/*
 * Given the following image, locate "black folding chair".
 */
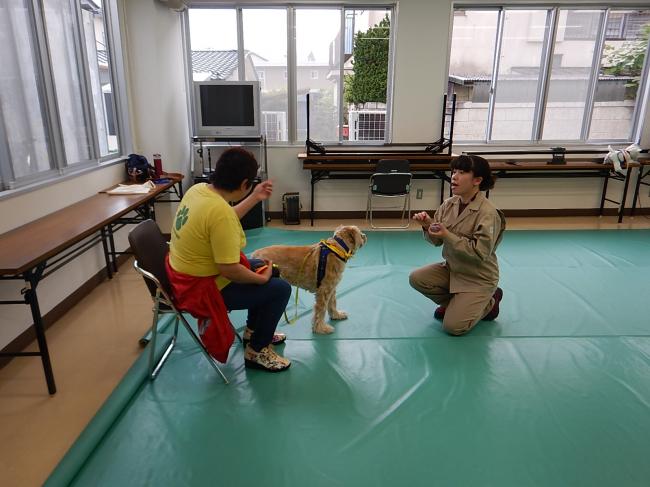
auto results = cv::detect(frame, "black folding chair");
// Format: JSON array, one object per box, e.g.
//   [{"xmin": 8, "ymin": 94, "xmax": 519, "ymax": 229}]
[
  {"xmin": 128, "ymin": 219, "xmax": 233, "ymax": 383},
  {"xmin": 366, "ymin": 159, "xmax": 413, "ymax": 229}
]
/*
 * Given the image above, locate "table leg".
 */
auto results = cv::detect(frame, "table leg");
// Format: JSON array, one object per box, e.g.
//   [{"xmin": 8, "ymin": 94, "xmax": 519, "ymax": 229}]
[
  {"xmin": 599, "ymin": 173, "xmax": 610, "ymax": 216},
  {"xmin": 24, "ymin": 268, "xmax": 56, "ymax": 395},
  {"xmin": 100, "ymin": 228, "xmax": 113, "ymax": 279},
  {"xmin": 310, "ymin": 171, "xmax": 315, "ymax": 227},
  {"xmin": 107, "ymin": 223, "xmax": 118, "ymax": 273},
  {"xmin": 618, "ymin": 169, "xmax": 632, "ymax": 223},
  {"xmin": 631, "ymin": 166, "xmax": 644, "ymax": 217}
]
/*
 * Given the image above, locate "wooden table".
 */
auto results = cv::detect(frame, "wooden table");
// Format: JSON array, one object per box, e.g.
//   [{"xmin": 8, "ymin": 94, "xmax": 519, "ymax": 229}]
[
  {"xmin": 299, "ymin": 153, "xmax": 637, "ymax": 225},
  {"xmin": 299, "ymin": 153, "xmax": 454, "ymax": 225},
  {"xmin": 0, "ymin": 176, "xmax": 182, "ymax": 394}
]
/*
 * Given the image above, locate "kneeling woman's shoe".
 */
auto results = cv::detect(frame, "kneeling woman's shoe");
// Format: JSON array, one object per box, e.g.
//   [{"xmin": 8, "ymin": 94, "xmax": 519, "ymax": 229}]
[{"xmin": 244, "ymin": 344, "xmax": 291, "ymax": 372}]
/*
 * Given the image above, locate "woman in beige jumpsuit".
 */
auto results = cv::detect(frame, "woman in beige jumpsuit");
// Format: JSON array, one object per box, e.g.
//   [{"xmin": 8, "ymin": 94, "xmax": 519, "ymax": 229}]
[{"xmin": 409, "ymin": 155, "xmax": 506, "ymax": 336}]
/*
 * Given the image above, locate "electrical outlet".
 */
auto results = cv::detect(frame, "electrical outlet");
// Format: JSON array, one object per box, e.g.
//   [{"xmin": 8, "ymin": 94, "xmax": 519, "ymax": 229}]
[{"xmin": 416, "ymin": 188, "xmax": 423, "ymax": 199}]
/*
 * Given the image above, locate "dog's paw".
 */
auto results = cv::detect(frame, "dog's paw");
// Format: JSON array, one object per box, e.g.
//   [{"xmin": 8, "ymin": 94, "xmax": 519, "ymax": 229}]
[
  {"xmin": 313, "ymin": 323, "xmax": 335, "ymax": 334},
  {"xmin": 330, "ymin": 310, "xmax": 348, "ymax": 320}
]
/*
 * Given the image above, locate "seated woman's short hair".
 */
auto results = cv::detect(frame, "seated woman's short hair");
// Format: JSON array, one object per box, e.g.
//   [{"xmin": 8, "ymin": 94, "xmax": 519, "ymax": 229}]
[{"xmin": 209, "ymin": 147, "xmax": 259, "ymax": 191}]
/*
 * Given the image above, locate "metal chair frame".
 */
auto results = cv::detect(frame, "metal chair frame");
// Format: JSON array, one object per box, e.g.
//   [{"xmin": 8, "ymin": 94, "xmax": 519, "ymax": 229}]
[
  {"xmin": 366, "ymin": 160, "xmax": 413, "ymax": 229},
  {"xmin": 129, "ymin": 219, "xmax": 242, "ymax": 384},
  {"xmin": 133, "ymin": 261, "xmax": 233, "ymax": 383}
]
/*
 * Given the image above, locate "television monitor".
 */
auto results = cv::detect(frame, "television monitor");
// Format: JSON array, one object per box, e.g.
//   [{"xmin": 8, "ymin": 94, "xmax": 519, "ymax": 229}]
[{"xmin": 193, "ymin": 81, "xmax": 261, "ymax": 138}]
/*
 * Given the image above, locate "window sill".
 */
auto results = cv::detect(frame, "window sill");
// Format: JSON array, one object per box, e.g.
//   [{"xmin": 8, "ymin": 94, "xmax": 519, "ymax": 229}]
[{"xmin": 0, "ymin": 156, "xmax": 126, "ymax": 203}]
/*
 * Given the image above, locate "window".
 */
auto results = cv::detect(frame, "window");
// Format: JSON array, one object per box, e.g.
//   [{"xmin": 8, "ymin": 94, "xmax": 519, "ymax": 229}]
[
  {"xmin": 186, "ymin": 5, "xmax": 395, "ymax": 144},
  {"xmin": 491, "ymin": 10, "xmax": 550, "ymax": 141},
  {"xmin": 243, "ymin": 9, "xmax": 287, "ymax": 142},
  {"xmin": 341, "ymin": 8, "xmax": 392, "ymax": 142},
  {"xmin": 81, "ymin": 0, "xmax": 118, "ymax": 156},
  {"xmin": 0, "ymin": 0, "xmax": 52, "ymax": 181},
  {"xmin": 188, "ymin": 9, "xmax": 238, "ymax": 82},
  {"xmin": 449, "ymin": 6, "xmax": 650, "ymax": 143},
  {"xmin": 0, "ymin": 0, "xmax": 127, "ymax": 191},
  {"xmin": 296, "ymin": 8, "xmax": 340, "ymax": 142}
]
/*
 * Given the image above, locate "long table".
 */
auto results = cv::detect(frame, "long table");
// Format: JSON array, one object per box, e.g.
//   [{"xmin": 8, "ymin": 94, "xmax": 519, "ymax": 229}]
[
  {"xmin": 299, "ymin": 153, "xmax": 454, "ymax": 226},
  {"xmin": 0, "ymin": 176, "xmax": 182, "ymax": 394},
  {"xmin": 299, "ymin": 153, "xmax": 636, "ymax": 225}
]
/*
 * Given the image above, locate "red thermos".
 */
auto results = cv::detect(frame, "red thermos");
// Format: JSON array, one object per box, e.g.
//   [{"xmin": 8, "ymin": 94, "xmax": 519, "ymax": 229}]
[{"xmin": 153, "ymin": 154, "xmax": 162, "ymax": 177}]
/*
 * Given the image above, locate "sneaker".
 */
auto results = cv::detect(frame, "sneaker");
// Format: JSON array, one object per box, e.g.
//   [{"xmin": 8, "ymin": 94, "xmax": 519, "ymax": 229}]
[
  {"xmin": 244, "ymin": 344, "xmax": 291, "ymax": 372},
  {"xmin": 242, "ymin": 327, "xmax": 287, "ymax": 346},
  {"xmin": 483, "ymin": 287, "xmax": 504, "ymax": 321},
  {"xmin": 434, "ymin": 306, "xmax": 446, "ymax": 320}
]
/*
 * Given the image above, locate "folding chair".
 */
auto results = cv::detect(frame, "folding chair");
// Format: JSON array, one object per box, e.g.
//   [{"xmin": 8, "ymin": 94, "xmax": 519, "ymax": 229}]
[
  {"xmin": 366, "ymin": 159, "xmax": 413, "ymax": 229},
  {"xmin": 128, "ymin": 219, "xmax": 234, "ymax": 383}
]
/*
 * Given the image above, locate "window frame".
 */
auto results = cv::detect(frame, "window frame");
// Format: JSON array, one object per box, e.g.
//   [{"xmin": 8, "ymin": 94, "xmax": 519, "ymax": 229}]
[
  {"xmin": 450, "ymin": 4, "xmax": 650, "ymax": 146},
  {"xmin": 183, "ymin": 4, "xmax": 397, "ymax": 146},
  {"xmin": 0, "ymin": 0, "xmax": 130, "ymax": 193}
]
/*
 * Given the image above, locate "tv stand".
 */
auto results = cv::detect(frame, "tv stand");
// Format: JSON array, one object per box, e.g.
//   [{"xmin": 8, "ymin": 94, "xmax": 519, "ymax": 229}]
[{"xmin": 191, "ymin": 135, "xmax": 268, "ymax": 229}]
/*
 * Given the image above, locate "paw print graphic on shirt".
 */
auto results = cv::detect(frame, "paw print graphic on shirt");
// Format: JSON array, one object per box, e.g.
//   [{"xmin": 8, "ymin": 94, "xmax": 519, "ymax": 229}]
[{"xmin": 175, "ymin": 205, "xmax": 189, "ymax": 231}]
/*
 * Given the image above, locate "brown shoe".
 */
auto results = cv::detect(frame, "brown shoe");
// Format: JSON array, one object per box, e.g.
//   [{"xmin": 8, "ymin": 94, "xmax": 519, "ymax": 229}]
[{"xmin": 244, "ymin": 344, "xmax": 291, "ymax": 372}]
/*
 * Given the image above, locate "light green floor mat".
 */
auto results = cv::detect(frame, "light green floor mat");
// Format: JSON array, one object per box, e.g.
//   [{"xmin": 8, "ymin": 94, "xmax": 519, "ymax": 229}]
[{"xmin": 46, "ymin": 229, "xmax": 650, "ymax": 487}]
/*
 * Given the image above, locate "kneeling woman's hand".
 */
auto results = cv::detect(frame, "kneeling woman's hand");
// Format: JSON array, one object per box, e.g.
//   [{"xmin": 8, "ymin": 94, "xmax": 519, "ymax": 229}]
[
  {"xmin": 413, "ymin": 211, "xmax": 433, "ymax": 228},
  {"xmin": 427, "ymin": 222, "xmax": 449, "ymax": 239}
]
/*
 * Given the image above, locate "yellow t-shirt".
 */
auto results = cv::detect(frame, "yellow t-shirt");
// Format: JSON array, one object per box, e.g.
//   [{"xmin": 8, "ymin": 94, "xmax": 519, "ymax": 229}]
[{"xmin": 169, "ymin": 183, "xmax": 246, "ymax": 290}]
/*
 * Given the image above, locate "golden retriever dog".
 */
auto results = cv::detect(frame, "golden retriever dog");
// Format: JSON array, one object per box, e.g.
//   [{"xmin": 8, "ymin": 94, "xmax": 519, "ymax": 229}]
[{"xmin": 252, "ymin": 225, "xmax": 367, "ymax": 334}]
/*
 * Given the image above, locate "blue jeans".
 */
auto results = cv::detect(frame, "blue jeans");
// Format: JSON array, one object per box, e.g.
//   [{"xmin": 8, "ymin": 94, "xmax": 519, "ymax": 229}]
[{"xmin": 220, "ymin": 277, "xmax": 291, "ymax": 351}]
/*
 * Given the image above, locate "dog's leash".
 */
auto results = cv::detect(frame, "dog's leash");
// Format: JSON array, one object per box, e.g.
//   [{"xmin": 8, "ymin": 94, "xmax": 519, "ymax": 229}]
[{"xmin": 283, "ymin": 249, "xmax": 314, "ymax": 325}]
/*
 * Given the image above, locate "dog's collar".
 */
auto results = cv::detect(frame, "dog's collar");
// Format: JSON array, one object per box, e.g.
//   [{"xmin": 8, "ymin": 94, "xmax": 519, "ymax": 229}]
[
  {"xmin": 319, "ymin": 238, "xmax": 352, "ymax": 262},
  {"xmin": 316, "ymin": 238, "xmax": 352, "ymax": 288}
]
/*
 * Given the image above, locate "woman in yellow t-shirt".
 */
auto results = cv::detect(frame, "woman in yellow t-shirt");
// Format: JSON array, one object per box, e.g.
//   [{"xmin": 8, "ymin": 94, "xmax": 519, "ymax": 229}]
[{"xmin": 169, "ymin": 148, "xmax": 291, "ymax": 372}]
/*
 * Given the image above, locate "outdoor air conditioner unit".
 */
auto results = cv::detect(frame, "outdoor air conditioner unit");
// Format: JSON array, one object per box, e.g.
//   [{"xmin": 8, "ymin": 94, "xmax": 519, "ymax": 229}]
[{"xmin": 157, "ymin": 0, "xmax": 187, "ymax": 12}]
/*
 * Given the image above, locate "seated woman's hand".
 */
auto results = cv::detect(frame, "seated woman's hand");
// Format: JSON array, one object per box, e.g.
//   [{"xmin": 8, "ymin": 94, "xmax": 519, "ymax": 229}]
[
  {"xmin": 252, "ymin": 179, "xmax": 273, "ymax": 201},
  {"xmin": 257, "ymin": 259, "xmax": 274, "ymax": 283}
]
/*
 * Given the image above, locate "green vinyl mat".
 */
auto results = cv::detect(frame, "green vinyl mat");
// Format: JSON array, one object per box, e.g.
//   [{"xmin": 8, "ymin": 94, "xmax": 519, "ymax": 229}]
[{"xmin": 46, "ymin": 229, "xmax": 650, "ymax": 487}]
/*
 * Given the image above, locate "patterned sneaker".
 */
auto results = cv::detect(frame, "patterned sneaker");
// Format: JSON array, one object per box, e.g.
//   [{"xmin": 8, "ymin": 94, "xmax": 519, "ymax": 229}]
[
  {"xmin": 242, "ymin": 327, "xmax": 287, "ymax": 346},
  {"xmin": 244, "ymin": 344, "xmax": 291, "ymax": 372},
  {"xmin": 434, "ymin": 306, "xmax": 446, "ymax": 320},
  {"xmin": 483, "ymin": 287, "xmax": 504, "ymax": 321}
]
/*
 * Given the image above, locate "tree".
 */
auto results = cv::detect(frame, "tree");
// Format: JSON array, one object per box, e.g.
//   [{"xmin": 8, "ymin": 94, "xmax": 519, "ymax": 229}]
[
  {"xmin": 344, "ymin": 15, "xmax": 390, "ymax": 106},
  {"xmin": 602, "ymin": 24, "xmax": 650, "ymax": 95}
]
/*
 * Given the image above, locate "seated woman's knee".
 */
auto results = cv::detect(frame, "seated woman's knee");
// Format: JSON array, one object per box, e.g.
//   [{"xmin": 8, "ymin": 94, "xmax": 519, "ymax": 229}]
[{"xmin": 271, "ymin": 277, "xmax": 292, "ymax": 299}]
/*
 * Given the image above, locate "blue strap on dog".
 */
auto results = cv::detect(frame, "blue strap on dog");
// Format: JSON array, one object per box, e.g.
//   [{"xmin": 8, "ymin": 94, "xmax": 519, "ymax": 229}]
[{"xmin": 316, "ymin": 237, "xmax": 352, "ymax": 288}]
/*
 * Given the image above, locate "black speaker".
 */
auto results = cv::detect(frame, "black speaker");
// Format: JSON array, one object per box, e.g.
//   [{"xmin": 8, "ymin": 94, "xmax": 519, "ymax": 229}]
[
  {"xmin": 282, "ymin": 192, "xmax": 300, "ymax": 225},
  {"xmin": 240, "ymin": 179, "xmax": 264, "ymax": 230}
]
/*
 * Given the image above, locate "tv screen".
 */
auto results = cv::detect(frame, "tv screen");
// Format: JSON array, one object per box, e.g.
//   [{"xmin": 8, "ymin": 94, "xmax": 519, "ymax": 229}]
[{"xmin": 199, "ymin": 84, "xmax": 255, "ymax": 127}]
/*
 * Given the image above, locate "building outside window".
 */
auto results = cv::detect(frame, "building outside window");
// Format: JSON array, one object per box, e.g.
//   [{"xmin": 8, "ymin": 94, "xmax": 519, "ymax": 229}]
[{"xmin": 448, "ymin": 7, "xmax": 650, "ymax": 143}]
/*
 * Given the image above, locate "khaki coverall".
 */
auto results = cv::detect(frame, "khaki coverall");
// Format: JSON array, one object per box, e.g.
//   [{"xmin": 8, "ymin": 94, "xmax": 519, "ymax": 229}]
[{"xmin": 409, "ymin": 192, "xmax": 506, "ymax": 335}]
